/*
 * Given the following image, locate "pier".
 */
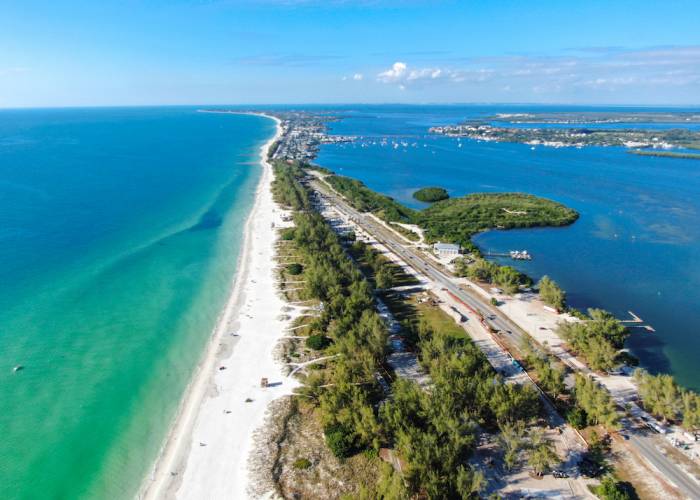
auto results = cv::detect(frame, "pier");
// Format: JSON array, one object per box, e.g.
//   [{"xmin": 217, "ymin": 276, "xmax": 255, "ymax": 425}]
[
  {"xmin": 621, "ymin": 310, "xmax": 656, "ymax": 332},
  {"xmin": 485, "ymin": 249, "xmax": 533, "ymax": 260}
]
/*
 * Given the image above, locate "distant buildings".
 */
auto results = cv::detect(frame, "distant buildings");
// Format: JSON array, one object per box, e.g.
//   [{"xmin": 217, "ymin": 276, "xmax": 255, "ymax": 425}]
[{"xmin": 433, "ymin": 242, "xmax": 460, "ymax": 258}]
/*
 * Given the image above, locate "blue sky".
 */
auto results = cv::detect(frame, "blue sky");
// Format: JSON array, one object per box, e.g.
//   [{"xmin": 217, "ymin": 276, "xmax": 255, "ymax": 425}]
[{"xmin": 1, "ymin": 0, "xmax": 699, "ymax": 107}]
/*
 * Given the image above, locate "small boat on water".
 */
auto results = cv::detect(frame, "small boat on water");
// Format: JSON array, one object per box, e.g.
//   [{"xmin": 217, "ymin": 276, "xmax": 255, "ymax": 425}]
[
  {"xmin": 13, "ymin": 365, "xmax": 23, "ymax": 372},
  {"xmin": 509, "ymin": 250, "xmax": 532, "ymax": 260}
]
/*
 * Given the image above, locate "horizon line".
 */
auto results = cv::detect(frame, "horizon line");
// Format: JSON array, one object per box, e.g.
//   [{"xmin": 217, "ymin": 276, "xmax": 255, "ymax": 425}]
[{"xmin": 2, "ymin": 101, "xmax": 700, "ymax": 111}]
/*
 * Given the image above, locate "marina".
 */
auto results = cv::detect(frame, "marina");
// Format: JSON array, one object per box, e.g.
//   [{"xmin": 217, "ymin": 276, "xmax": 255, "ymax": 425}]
[{"xmin": 485, "ymin": 249, "xmax": 533, "ymax": 260}]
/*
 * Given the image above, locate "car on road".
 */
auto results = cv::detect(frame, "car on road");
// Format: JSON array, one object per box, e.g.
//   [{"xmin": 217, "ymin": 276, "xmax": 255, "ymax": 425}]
[{"xmin": 552, "ymin": 470, "xmax": 569, "ymax": 479}]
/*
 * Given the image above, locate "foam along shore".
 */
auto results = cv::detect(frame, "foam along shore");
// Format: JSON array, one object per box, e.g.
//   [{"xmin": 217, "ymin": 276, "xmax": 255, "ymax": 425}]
[{"xmin": 139, "ymin": 114, "xmax": 298, "ymax": 499}]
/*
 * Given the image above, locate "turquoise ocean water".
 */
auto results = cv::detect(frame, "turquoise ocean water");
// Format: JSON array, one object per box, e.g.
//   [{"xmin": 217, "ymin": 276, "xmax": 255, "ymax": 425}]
[
  {"xmin": 0, "ymin": 107, "xmax": 273, "ymax": 499},
  {"xmin": 314, "ymin": 104, "xmax": 700, "ymax": 391}
]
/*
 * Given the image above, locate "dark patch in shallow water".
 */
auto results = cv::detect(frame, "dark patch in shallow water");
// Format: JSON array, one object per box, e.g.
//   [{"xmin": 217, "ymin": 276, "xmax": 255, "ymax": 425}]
[
  {"xmin": 188, "ymin": 209, "xmax": 223, "ymax": 232},
  {"xmin": 626, "ymin": 332, "xmax": 672, "ymax": 376}
]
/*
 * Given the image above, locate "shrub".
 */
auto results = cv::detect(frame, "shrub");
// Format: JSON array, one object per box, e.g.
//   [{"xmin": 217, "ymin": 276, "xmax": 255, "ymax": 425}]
[
  {"xmin": 567, "ymin": 406, "xmax": 588, "ymax": 429},
  {"xmin": 306, "ymin": 334, "xmax": 330, "ymax": 350},
  {"xmin": 280, "ymin": 227, "xmax": 295, "ymax": 240},
  {"xmin": 292, "ymin": 458, "xmax": 312, "ymax": 470},
  {"xmin": 596, "ymin": 475, "xmax": 635, "ymax": 500},
  {"xmin": 324, "ymin": 424, "xmax": 354, "ymax": 458},
  {"xmin": 490, "ymin": 297, "xmax": 499, "ymax": 306},
  {"xmin": 286, "ymin": 263, "xmax": 303, "ymax": 275}
]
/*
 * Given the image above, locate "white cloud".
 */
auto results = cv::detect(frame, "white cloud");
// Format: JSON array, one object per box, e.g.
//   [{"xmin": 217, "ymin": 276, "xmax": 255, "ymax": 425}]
[
  {"xmin": 377, "ymin": 61, "xmax": 407, "ymax": 83},
  {"xmin": 376, "ymin": 61, "xmax": 466, "ymax": 87},
  {"xmin": 352, "ymin": 73, "xmax": 363, "ymax": 80},
  {"xmin": 369, "ymin": 46, "xmax": 700, "ymax": 99}
]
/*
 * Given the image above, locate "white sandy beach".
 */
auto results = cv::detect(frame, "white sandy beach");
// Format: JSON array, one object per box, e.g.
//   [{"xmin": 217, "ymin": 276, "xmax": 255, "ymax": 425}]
[{"xmin": 140, "ymin": 114, "xmax": 299, "ymax": 499}]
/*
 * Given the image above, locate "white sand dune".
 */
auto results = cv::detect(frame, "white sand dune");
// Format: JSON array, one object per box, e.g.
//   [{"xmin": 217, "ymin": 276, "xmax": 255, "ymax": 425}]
[{"xmin": 140, "ymin": 115, "xmax": 298, "ymax": 499}]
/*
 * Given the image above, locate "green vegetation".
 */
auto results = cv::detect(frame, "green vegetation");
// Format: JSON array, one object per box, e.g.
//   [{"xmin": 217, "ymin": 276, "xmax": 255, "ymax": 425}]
[
  {"xmin": 566, "ymin": 407, "xmax": 588, "ymax": 429},
  {"xmin": 274, "ymin": 166, "xmax": 389, "ymax": 461},
  {"xmin": 273, "ymin": 162, "xmax": 563, "ymax": 496},
  {"xmin": 325, "ymin": 175, "xmax": 578, "ymax": 251},
  {"xmin": 557, "ymin": 309, "xmax": 629, "ymax": 372},
  {"xmin": 527, "ymin": 428, "xmax": 559, "ymax": 476},
  {"xmin": 537, "ymin": 275, "xmax": 566, "ymax": 310},
  {"xmin": 633, "ymin": 369, "xmax": 700, "ymax": 429},
  {"xmin": 573, "ymin": 374, "xmax": 619, "ymax": 429},
  {"xmin": 413, "ymin": 186, "xmax": 449, "ymax": 203},
  {"xmin": 381, "ymin": 318, "xmax": 541, "ymax": 497},
  {"xmin": 292, "ymin": 458, "xmax": 312, "ymax": 470},
  {"xmin": 434, "ymin": 123, "xmax": 700, "ymax": 150},
  {"xmin": 272, "ymin": 160, "xmax": 311, "ymax": 211},
  {"xmin": 388, "ymin": 222, "xmax": 420, "ymax": 241},
  {"xmin": 416, "ymin": 193, "xmax": 578, "ymax": 248},
  {"xmin": 286, "ymin": 263, "xmax": 303, "ymax": 275},
  {"xmin": 325, "ymin": 175, "xmax": 415, "ymax": 222},
  {"xmin": 525, "ymin": 351, "xmax": 566, "ymax": 399},
  {"xmin": 628, "ymin": 149, "xmax": 700, "ymax": 160},
  {"xmin": 595, "ymin": 475, "xmax": 636, "ymax": 500},
  {"xmin": 306, "ymin": 334, "xmax": 331, "ymax": 350},
  {"xmin": 324, "ymin": 423, "xmax": 355, "ymax": 458},
  {"xmin": 456, "ymin": 257, "xmax": 532, "ymax": 295},
  {"xmin": 280, "ymin": 227, "xmax": 296, "ymax": 240},
  {"xmin": 348, "ymin": 240, "xmax": 413, "ymax": 291}
]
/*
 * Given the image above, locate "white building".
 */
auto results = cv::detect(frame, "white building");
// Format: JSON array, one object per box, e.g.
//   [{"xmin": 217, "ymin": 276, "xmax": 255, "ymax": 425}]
[{"xmin": 433, "ymin": 242, "xmax": 460, "ymax": 258}]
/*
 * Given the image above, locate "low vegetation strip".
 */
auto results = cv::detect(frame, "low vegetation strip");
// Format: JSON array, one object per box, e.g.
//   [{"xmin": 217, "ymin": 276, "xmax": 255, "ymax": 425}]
[
  {"xmin": 325, "ymin": 174, "xmax": 415, "ymax": 222},
  {"xmin": 628, "ymin": 149, "xmax": 700, "ymax": 160}
]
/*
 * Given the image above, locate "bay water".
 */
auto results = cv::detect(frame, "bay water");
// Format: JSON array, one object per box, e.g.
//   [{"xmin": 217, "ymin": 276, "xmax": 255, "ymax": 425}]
[{"xmin": 316, "ymin": 104, "xmax": 700, "ymax": 391}]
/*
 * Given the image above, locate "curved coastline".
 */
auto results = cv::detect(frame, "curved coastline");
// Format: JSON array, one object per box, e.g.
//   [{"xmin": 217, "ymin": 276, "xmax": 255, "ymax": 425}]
[{"xmin": 139, "ymin": 113, "xmax": 289, "ymax": 499}]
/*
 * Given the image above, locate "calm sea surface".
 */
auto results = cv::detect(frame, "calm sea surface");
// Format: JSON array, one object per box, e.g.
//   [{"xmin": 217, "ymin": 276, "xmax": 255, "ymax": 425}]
[
  {"xmin": 314, "ymin": 104, "xmax": 700, "ymax": 391},
  {"xmin": 0, "ymin": 107, "xmax": 273, "ymax": 499}
]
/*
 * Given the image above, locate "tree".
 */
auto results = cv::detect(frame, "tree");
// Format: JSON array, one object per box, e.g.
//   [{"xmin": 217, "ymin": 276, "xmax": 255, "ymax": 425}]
[
  {"xmin": 537, "ymin": 275, "xmax": 566, "ymax": 310},
  {"xmin": 527, "ymin": 428, "xmax": 559, "ymax": 475},
  {"xmin": 597, "ymin": 475, "xmax": 634, "ymax": 500},
  {"xmin": 587, "ymin": 309, "xmax": 629, "ymax": 348},
  {"xmin": 558, "ymin": 312, "xmax": 622, "ymax": 373},
  {"xmin": 634, "ymin": 369, "xmax": 683, "ymax": 423},
  {"xmin": 527, "ymin": 354, "xmax": 566, "ymax": 398},
  {"xmin": 494, "ymin": 266, "xmax": 523, "ymax": 295},
  {"xmin": 413, "ymin": 186, "xmax": 449, "ymax": 203},
  {"xmin": 286, "ymin": 262, "xmax": 303, "ymax": 275},
  {"xmin": 456, "ymin": 466, "xmax": 485, "ymax": 498},
  {"xmin": 573, "ymin": 374, "xmax": 619, "ymax": 429},
  {"xmin": 306, "ymin": 334, "xmax": 330, "ymax": 350},
  {"xmin": 683, "ymin": 391, "xmax": 700, "ymax": 431},
  {"xmin": 499, "ymin": 421, "xmax": 528, "ymax": 470},
  {"xmin": 567, "ymin": 406, "xmax": 589, "ymax": 429},
  {"xmin": 324, "ymin": 423, "xmax": 354, "ymax": 458},
  {"xmin": 586, "ymin": 335, "xmax": 619, "ymax": 372},
  {"xmin": 466, "ymin": 258, "xmax": 497, "ymax": 283},
  {"xmin": 375, "ymin": 265, "xmax": 395, "ymax": 289}
]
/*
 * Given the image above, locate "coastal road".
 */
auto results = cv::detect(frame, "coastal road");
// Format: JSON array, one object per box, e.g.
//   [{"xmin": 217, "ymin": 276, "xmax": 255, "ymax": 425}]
[
  {"xmin": 629, "ymin": 432, "xmax": 700, "ymax": 499},
  {"xmin": 310, "ymin": 175, "xmax": 700, "ymax": 499}
]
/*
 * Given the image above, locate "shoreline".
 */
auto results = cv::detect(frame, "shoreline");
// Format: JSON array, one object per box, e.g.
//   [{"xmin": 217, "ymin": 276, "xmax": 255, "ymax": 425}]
[{"xmin": 139, "ymin": 113, "xmax": 292, "ymax": 499}]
